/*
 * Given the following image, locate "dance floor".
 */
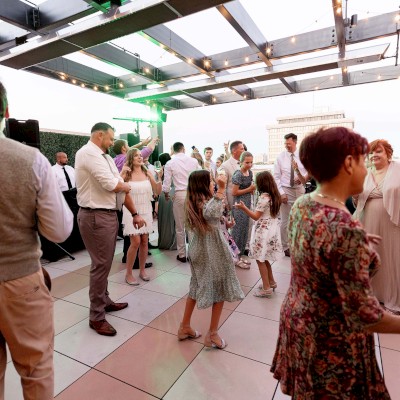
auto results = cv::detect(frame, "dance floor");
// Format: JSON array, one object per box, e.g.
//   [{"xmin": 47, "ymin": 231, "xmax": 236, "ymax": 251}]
[{"xmin": 5, "ymin": 226, "xmax": 400, "ymax": 399}]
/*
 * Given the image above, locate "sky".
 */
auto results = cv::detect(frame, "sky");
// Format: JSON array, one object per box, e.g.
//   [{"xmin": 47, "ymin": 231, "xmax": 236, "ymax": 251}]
[{"xmin": 0, "ymin": 0, "xmax": 399, "ymax": 158}]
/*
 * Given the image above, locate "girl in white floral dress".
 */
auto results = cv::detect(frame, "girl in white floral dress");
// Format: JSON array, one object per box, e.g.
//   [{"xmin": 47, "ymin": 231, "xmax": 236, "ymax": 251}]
[{"xmin": 235, "ymin": 171, "xmax": 283, "ymax": 297}]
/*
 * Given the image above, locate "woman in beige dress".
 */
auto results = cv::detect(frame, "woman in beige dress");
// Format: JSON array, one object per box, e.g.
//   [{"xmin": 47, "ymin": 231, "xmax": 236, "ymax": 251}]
[{"xmin": 354, "ymin": 139, "xmax": 400, "ymax": 313}]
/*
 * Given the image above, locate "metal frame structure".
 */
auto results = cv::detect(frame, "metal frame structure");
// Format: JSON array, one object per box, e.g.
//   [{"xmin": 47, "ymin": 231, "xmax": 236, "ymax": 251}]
[{"xmin": 1, "ymin": 0, "xmax": 399, "ymax": 111}]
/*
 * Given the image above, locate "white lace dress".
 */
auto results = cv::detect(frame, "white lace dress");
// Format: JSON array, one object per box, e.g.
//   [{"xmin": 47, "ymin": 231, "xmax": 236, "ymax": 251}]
[{"xmin": 122, "ymin": 179, "xmax": 153, "ymax": 236}]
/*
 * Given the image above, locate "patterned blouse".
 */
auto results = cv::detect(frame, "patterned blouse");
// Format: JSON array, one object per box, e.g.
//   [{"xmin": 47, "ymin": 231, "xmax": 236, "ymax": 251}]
[{"xmin": 271, "ymin": 195, "xmax": 389, "ymax": 399}]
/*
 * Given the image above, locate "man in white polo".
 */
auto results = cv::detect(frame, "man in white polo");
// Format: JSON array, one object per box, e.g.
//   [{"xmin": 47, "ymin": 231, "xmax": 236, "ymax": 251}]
[{"xmin": 274, "ymin": 133, "xmax": 308, "ymax": 257}]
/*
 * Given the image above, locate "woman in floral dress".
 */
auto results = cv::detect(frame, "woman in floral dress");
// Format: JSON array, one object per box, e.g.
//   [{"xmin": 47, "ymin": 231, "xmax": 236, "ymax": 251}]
[
  {"xmin": 231, "ymin": 151, "xmax": 256, "ymax": 268},
  {"xmin": 271, "ymin": 127, "xmax": 400, "ymax": 399}
]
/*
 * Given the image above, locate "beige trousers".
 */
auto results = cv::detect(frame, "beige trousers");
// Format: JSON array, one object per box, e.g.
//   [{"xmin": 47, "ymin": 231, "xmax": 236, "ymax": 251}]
[
  {"xmin": 0, "ymin": 269, "xmax": 54, "ymax": 400},
  {"xmin": 172, "ymin": 191, "xmax": 187, "ymax": 258},
  {"xmin": 280, "ymin": 185, "xmax": 305, "ymax": 251}
]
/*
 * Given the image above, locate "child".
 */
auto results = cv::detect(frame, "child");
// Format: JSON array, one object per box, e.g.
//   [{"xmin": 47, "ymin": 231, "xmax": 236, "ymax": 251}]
[
  {"xmin": 231, "ymin": 151, "xmax": 256, "ymax": 268},
  {"xmin": 178, "ymin": 170, "xmax": 244, "ymax": 349},
  {"xmin": 234, "ymin": 171, "xmax": 282, "ymax": 297},
  {"xmin": 220, "ymin": 205, "xmax": 240, "ymax": 265}
]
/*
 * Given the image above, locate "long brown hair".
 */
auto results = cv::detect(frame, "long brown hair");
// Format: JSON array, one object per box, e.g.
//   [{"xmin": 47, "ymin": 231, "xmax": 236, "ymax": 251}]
[
  {"xmin": 255, "ymin": 171, "xmax": 281, "ymax": 218},
  {"xmin": 123, "ymin": 148, "xmax": 147, "ymax": 182},
  {"xmin": 185, "ymin": 170, "xmax": 213, "ymax": 235}
]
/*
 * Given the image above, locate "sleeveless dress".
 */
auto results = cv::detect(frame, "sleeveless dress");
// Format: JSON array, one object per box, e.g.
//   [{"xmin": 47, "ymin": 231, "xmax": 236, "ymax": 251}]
[
  {"xmin": 249, "ymin": 193, "xmax": 283, "ymax": 262},
  {"xmin": 231, "ymin": 169, "xmax": 253, "ymax": 255},
  {"xmin": 122, "ymin": 180, "xmax": 153, "ymax": 236}
]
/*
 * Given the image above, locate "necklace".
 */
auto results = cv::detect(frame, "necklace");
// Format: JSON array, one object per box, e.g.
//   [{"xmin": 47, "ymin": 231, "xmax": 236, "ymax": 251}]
[{"xmin": 316, "ymin": 193, "xmax": 345, "ymax": 206}]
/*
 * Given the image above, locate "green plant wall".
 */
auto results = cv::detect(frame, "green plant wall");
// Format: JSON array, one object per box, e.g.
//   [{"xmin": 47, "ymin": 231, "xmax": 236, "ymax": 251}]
[{"xmin": 40, "ymin": 131, "xmax": 89, "ymax": 167}]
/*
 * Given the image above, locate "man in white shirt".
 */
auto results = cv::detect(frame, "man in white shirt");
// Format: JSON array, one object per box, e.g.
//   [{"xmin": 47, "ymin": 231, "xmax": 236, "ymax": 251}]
[
  {"xmin": 162, "ymin": 142, "xmax": 198, "ymax": 262},
  {"xmin": 52, "ymin": 152, "xmax": 76, "ymax": 191},
  {"xmin": 274, "ymin": 133, "xmax": 308, "ymax": 257},
  {"xmin": 75, "ymin": 122, "xmax": 145, "ymax": 336},
  {"xmin": 0, "ymin": 81, "xmax": 73, "ymax": 399},
  {"xmin": 204, "ymin": 146, "xmax": 216, "ymax": 173},
  {"xmin": 220, "ymin": 140, "xmax": 245, "ymax": 208}
]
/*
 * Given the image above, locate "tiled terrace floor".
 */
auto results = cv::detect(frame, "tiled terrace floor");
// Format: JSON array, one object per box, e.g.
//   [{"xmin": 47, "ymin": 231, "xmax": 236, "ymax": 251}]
[{"xmin": 4, "ymin": 230, "xmax": 400, "ymax": 399}]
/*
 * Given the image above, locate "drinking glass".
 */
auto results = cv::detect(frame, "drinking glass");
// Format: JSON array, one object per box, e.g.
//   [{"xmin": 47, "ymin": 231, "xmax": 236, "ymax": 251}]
[{"xmin": 154, "ymin": 161, "xmax": 162, "ymax": 173}]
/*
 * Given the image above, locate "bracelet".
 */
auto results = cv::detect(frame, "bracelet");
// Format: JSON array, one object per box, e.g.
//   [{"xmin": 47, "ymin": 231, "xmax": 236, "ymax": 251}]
[{"xmin": 131, "ymin": 212, "xmax": 139, "ymax": 217}]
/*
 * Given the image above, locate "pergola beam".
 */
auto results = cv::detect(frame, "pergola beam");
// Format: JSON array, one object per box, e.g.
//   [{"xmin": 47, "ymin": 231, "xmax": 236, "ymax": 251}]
[
  {"xmin": 126, "ymin": 44, "xmax": 387, "ymax": 101},
  {"xmin": 331, "ymin": 0, "xmax": 349, "ymax": 85},
  {"xmin": 217, "ymin": 2, "xmax": 296, "ymax": 93}
]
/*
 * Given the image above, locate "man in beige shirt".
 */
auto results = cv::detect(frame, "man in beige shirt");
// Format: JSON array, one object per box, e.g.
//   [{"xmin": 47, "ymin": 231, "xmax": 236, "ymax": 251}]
[
  {"xmin": 220, "ymin": 140, "xmax": 245, "ymax": 208},
  {"xmin": 76, "ymin": 122, "xmax": 145, "ymax": 336}
]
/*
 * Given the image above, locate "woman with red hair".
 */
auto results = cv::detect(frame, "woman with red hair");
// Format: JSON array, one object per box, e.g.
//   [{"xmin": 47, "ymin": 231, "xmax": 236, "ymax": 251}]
[
  {"xmin": 271, "ymin": 127, "xmax": 400, "ymax": 399},
  {"xmin": 354, "ymin": 139, "xmax": 400, "ymax": 313}
]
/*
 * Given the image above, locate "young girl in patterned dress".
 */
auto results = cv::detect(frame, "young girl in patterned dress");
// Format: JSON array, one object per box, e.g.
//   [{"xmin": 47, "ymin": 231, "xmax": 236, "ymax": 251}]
[{"xmin": 234, "ymin": 171, "xmax": 282, "ymax": 297}]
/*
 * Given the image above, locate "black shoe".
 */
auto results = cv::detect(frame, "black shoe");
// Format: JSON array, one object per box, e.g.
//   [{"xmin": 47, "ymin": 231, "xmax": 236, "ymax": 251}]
[
  {"xmin": 122, "ymin": 255, "xmax": 126, "ymax": 263},
  {"xmin": 284, "ymin": 249, "xmax": 290, "ymax": 257},
  {"xmin": 132, "ymin": 262, "xmax": 153, "ymax": 270},
  {"xmin": 148, "ymin": 242, "xmax": 158, "ymax": 249},
  {"xmin": 148, "ymin": 251, "xmax": 152, "ymax": 256},
  {"xmin": 176, "ymin": 255, "xmax": 187, "ymax": 263}
]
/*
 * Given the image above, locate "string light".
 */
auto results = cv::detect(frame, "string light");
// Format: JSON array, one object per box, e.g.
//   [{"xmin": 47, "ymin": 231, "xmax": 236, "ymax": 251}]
[
  {"xmin": 80, "ymin": 83, "xmax": 85, "ymax": 88},
  {"xmin": 145, "ymin": 68, "xmax": 150, "ymax": 74},
  {"xmin": 395, "ymin": 14, "xmax": 400, "ymax": 22},
  {"xmin": 336, "ymin": 7, "xmax": 342, "ymax": 14},
  {"xmin": 119, "ymin": 82, "xmax": 124, "ymax": 88},
  {"xmin": 266, "ymin": 47, "xmax": 271, "ymax": 55},
  {"xmin": 291, "ymin": 36, "xmax": 296, "ymax": 43},
  {"xmin": 243, "ymin": 94, "xmax": 247, "ymax": 99},
  {"xmin": 72, "ymin": 79, "xmax": 76, "ymax": 84},
  {"xmin": 224, "ymin": 59, "xmax": 228, "ymax": 66},
  {"xmin": 212, "ymin": 97, "xmax": 216, "ymax": 103},
  {"xmin": 330, "ymin": 76, "xmax": 334, "ymax": 80},
  {"xmin": 378, "ymin": 74, "xmax": 381, "ymax": 79},
  {"xmin": 131, "ymin": 77, "xmax": 136, "ymax": 82},
  {"xmin": 60, "ymin": 75, "xmax": 66, "ymax": 80},
  {"xmin": 188, "ymin": 58, "xmax": 193, "ymax": 63},
  {"xmin": 314, "ymin": 86, "xmax": 319, "ymax": 90},
  {"xmin": 94, "ymin": 86, "xmax": 98, "ymax": 91},
  {"xmin": 105, "ymin": 85, "xmax": 110, "ymax": 91}
]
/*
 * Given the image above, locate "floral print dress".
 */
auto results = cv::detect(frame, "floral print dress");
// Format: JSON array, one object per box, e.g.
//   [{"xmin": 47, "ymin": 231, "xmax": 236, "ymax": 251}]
[
  {"xmin": 249, "ymin": 193, "xmax": 282, "ymax": 262},
  {"xmin": 271, "ymin": 195, "xmax": 389, "ymax": 400}
]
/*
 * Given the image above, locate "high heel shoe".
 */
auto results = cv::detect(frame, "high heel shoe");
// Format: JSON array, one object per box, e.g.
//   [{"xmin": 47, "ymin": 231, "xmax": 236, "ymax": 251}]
[
  {"xmin": 177, "ymin": 324, "xmax": 201, "ymax": 341},
  {"xmin": 204, "ymin": 331, "xmax": 227, "ymax": 349}
]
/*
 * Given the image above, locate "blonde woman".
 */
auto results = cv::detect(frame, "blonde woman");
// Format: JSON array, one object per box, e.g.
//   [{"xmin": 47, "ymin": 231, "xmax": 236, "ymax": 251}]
[{"xmin": 121, "ymin": 149, "xmax": 162, "ymax": 285}]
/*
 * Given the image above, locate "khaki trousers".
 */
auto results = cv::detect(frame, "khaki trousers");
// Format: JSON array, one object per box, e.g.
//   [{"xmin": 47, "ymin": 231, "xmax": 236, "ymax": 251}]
[
  {"xmin": 172, "ymin": 191, "xmax": 187, "ymax": 258},
  {"xmin": 78, "ymin": 209, "xmax": 118, "ymax": 321},
  {"xmin": 280, "ymin": 185, "xmax": 305, "ymax": 251},
  {"xmin": 0, "ymin": 270, "xmax": 54, "ymax": 400}
]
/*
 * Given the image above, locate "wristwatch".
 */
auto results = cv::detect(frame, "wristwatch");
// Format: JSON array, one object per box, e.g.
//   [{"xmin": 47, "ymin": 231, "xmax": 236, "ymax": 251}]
[{"xmin": 131, "ymin": 212, "xmax": 139, "ymax": 217}]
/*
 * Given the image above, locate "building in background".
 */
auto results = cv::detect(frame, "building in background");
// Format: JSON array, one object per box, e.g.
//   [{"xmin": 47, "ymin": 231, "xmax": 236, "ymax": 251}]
[{"xmin": 267, "ymin": 111, "xmax": 355, "ymax": 163}]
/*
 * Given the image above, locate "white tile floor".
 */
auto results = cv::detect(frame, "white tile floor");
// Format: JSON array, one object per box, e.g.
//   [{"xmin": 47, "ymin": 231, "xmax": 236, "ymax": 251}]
[{"xmin": 4, "ymin": 228, "xmax": 400, "ymax": 399}]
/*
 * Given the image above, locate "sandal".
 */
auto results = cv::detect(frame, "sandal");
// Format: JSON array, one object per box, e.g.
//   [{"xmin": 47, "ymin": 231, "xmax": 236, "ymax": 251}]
[
  {"xmin": 139, "ymin": 273, "xmax": 150, "ymax": 282},
  {"xmin": 240, "ymin": 257, "xmax": 251, "ymax": 265},
  {"xmin": 204, "ymin": 331, "xmax": 227, "ymax": 349},
  {"xmin": 178, "ymin": 324, "xmax": 202, "ymax": 341},
  {"xmin": 254, "ymin": 287, "xmax": 273, "ymax": 298},
  {"xmin": 236, "ymin": 260, "xmax": 250, "ymax": 269},
  {"xmin": 125, "ymin": 276, "xmax": 140, "ymax": 286},
  {"xmin": 258, "ymin": 282, "xmax": 277, "ymax": 291}
]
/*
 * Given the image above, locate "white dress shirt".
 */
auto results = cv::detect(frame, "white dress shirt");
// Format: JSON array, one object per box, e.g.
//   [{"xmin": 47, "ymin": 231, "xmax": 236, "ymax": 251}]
[
  {"xmin": 34, "ymin": 152, "xmax": 74, "ymax": 242},
  {"xmin": 274, "ymin": 150, "xmax": 308, "ymax": 195},
  {"xmin": 220, "ymin": 156, "xmax": 241, "ymax": 207},
  {"xmin": 162, "ymin": 152, "xmax": 199, "ymax": 192},
  {"xmin": 75, "ymin": 140, "xmax": 124, "ymax": 209},
  {"xmin": 52, "ymin": 163, "xmax": 76, "ymax": 191}
]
